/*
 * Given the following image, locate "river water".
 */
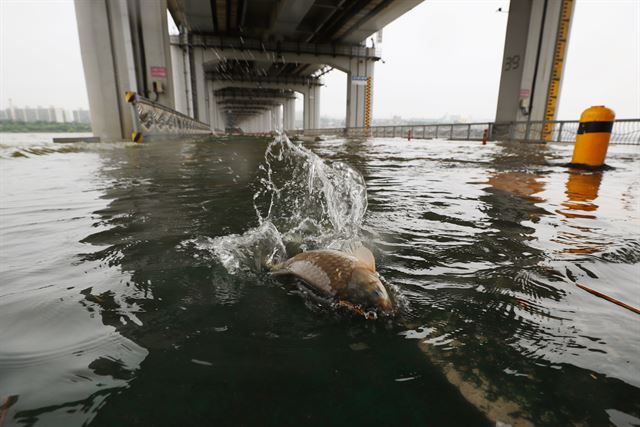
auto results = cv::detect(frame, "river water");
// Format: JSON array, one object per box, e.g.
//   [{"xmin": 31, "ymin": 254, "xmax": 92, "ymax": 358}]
[{"xmin": 1, "ymin": 133, "xmax": 639, "ymax": 426}]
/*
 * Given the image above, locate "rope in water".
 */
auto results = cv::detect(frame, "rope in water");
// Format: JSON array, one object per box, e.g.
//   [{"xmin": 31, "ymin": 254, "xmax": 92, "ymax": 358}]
[{"xmin": 576, "ymin": 283, "xmax": 640, "ymax": 315}]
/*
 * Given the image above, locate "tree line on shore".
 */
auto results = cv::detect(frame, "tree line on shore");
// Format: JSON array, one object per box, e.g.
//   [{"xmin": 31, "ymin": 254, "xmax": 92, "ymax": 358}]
[{"xmin": 0, "ymin": 121, "xmax": 92, "ymax": 133}]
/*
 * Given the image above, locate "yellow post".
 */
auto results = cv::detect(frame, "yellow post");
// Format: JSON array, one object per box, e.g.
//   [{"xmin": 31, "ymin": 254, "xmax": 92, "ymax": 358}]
[{"xmin": 571, "ymin": 106, "xmax": 615, "ymax": 167}]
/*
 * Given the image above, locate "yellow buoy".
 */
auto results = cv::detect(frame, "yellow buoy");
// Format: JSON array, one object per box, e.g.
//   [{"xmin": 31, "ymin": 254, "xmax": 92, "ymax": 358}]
[
  {"xmin": 571, "ymin": 106, "xmax": 615, "ymax": 167},
  {"xmin": 131, "ymin": 132, "xmax": 143, "ymax": 143}
]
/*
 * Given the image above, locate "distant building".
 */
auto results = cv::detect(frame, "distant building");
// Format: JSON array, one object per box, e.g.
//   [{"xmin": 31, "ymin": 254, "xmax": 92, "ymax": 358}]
[
  {"xmin": 63, "ymin": 110, "xmax": 74, "ymax": 123},
  {"xmin": 25, "ymin": 108, "xmax": 38, "ymax": 122},
  {"xmin": 8, "ymin": 107, "xmax": 26, "ymax": 122},
  {"xmin": 53, "ymin": 108, "xmax": 66, "ymax": 123},
  {"xmin": 73, "ymin": 109, "xmax": 91, "ymax": 123},
  {"xmin": 0, "ymin": 104, "xmax": 90, "ymax": 124},
  {"xmin": 36, "ymin": 106, "xmax": 52, "ymax": 122}
]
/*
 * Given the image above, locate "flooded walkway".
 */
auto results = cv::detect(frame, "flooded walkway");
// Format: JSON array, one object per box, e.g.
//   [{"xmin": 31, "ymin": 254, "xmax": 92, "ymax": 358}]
[{"xmin": 1, "ymin": 134, "xmax": 639, "ymax": 426}]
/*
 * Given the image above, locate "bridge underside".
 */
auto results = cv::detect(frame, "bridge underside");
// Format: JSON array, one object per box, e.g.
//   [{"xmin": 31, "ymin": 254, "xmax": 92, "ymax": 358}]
[
  {"xmin": 75, "ymin": 0, "xmax": 572, "ymax": 140},
  {"xmin": 75, "ymin": 0, "xmax": 423, "ymax": 139}
]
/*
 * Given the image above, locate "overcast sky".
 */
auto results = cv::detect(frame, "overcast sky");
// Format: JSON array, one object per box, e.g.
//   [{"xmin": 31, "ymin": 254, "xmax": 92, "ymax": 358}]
[{"xmin": 1, "ymin": 0, "xmax": 638, "ymax": 120}]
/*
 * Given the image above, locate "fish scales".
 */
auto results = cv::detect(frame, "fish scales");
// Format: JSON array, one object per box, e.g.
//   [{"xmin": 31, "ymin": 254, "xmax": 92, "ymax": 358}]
[
  {"xmin": 271, "ymin": 248, "xmax": 394, "ymax": 316},
  {"xmin": 276, "ymin": 250, "xmax": 357, "ymax": 296}
]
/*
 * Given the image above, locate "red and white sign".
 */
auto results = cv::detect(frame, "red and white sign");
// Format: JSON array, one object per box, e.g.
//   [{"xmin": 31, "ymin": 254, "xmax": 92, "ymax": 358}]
[
  {"xmin": 150, "ymin": 66, "xmax": 167, "ymax": 78},
  {"xmin": 519, "ymin": 88, "xmax": 530, "ymax": 98}
]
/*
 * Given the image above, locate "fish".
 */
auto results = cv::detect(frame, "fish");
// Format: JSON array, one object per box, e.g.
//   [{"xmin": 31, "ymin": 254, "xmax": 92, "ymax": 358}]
[{"xmin": 270, "ymin": 246, "xmax": 394, "ymax": 319}]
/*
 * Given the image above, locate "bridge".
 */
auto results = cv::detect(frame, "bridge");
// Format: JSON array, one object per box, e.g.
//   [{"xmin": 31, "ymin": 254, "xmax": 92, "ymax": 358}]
[{"xmin": 75, "ymin": 0, "xmax": 576, "ymax": 141}]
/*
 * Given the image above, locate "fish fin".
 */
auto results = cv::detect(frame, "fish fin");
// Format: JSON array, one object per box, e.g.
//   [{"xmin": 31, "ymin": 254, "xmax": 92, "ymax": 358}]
[
  {"xmin": 270, "ymin": 267, "xmax": 290, "ymax": 277},
  {"xmin": 349, "ymin": 245, "xmax": 376, "ymax": 272}
]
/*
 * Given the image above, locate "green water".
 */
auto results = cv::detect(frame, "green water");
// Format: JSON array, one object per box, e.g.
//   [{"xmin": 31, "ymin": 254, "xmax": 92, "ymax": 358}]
[{"xmin": 1, "ymin": 133, "xmax": 639, "ymax": 426}]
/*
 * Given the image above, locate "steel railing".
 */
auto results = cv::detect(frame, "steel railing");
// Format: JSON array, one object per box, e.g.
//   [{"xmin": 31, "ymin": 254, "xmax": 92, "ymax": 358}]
[
  {"xmin": 127, "ymin": 93, "xmax": 212, "ymax": 141},
  {"xmin": 287, "ymin": 119, "xmax": 640, "ymax": 145}
]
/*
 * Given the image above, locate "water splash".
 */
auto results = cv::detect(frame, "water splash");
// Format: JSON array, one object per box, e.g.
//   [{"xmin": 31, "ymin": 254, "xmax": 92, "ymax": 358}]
[
  {"xmin": 184, "ymin": 221, "xmax": 286, "ymax": 275},
  {"xmin": 256, "ymin": 134, "xmax": 367, "ymax": 245},
  {"xmin": 192, "ymin": 133, "xmax": 368, "ymax": 273}
]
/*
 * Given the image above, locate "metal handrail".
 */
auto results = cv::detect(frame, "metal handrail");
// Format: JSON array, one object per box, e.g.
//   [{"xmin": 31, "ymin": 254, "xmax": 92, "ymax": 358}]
[
  {"xmin": 288, "ymin": 119, "xmax": 640, "ymax": 145},
  {"xmin": 126, "ymin": 93, "xmax": 212, "ymax": 140}
]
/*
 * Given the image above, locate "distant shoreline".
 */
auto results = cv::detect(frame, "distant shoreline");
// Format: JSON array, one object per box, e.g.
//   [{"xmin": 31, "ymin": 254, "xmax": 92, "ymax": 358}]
[{"xmin": 0, "ymin": 121, "xmax": 92, "ymax": 133}]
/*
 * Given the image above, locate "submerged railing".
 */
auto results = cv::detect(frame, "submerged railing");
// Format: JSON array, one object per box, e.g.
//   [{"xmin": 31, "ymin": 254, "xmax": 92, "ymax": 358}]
[
  {"xmin": 126, "ymin": 92, "xmax": 212, "ymax": 141},
  {"xmin": 289, "ymin": 119, "xmax": 640, "ymax": 145}
]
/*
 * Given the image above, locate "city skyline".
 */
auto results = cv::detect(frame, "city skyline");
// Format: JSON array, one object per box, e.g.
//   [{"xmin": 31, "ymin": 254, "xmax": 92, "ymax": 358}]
[{"xmin": 1, "ymin": 102, "xmax": 90, "ymax": 124}]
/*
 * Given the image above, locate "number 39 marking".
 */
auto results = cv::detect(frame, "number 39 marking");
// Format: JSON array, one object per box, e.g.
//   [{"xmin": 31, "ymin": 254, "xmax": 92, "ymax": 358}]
[{"xmin": 504, "ymin": 55, "xmax": 521, "ymax": 71}]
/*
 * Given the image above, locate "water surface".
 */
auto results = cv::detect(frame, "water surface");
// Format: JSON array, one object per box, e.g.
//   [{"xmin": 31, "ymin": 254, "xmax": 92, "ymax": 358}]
[{"xmin": 1, "ymin": 133, "xmax": 639, "ymax": 426}]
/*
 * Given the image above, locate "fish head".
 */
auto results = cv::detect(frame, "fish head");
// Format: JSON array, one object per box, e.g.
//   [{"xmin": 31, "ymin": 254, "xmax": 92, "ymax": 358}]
[{"xmin": 346, "ymin": 267, "xmax": 394, "ymax": 315}]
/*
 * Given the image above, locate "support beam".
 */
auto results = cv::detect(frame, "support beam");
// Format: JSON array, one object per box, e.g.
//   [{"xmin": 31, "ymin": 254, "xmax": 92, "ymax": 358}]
[
  {"xmin": 270, "ymin": 0, "xmax": 315, "ymax": 37},
  {"xmin": 341, "ymin": 0, "xmax": 423, "ymax": 44},
  {"xmin": 495, "ymin": 0, "xmax": 575, "ymax": 129},
  {"xmin": 180, "ymin": 35, "xmax": 380, "ymax": 65},
  {"xmin": 206, "ymin": 73, "xmax": 322, "ymax": 87}
]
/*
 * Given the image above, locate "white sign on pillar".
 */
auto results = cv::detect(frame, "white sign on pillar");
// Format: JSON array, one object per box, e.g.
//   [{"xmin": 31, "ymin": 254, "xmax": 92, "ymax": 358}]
[{"xmin": 351, "ymin": 76, "xmax": 368, "ymax": 86}]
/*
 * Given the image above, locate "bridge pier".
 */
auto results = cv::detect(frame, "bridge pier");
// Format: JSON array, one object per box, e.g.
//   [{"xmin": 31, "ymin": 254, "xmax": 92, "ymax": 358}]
[
  {"xmin": 208, "ymin": 85, "xmax": 224, "ymax": 131},
  {"xmin": 283, "ymin": 98, "xmax": 296, "ymax": 131},
  {"xmin": 75, "ymin": 0, "xmax": 174, "ymax": 141},
  {"xmin": 495, "ymin": 0, "xmax": 575, "ymax": 137},
  {"xmin": 346, "ymin": 58, "xmax": 375, "ymax": 129},
  {"xmin": 192, "ymin": 50, "xmax": 209, "ymax": 124},
  {"xmin": 187, "ymin": 41, "xmax": 376, "ymax": 134},
  {"xmin": 303, "ymin": 85, "xmax": 321, "ymax": 130},
  {"xmin": 272, "ymin": 106, "xmax": 283, "ymax": 132},
  {"xmin": 170, "ymin": 39, "xmax": 193, "ymax": 117}
]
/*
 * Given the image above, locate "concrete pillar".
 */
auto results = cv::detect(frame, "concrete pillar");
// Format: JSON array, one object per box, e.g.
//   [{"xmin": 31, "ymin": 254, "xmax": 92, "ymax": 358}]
[
  {"xmin": 75, "ymin": 0, "xmax": 175, "ymax": 140},
  {"xmin": 74, "ymin": 0, "xmax": 136, "ymax": 140},
  {"xmin": 346, "ymin": 58, "xmax": 374, "ymax": 129},
  {"xmin": 135, "ymin": 0, "xmax": 174, "ymax": 108},
  {"xmin": 312, "ymin": 87, "xmax": 320, "ymax": 129},
  {"xmin": 262, "ymin": 111, "xmax": 272, "ymax": 132},
  {"xmin": 170, "ymin": 43, "xmax": 193, "ymax": 117},
  {"xmin": 303, "ymin": 90, "xmax": 309, "ymax": 129},
  {"xmin": 192, "ymin": 47, "xmax": 208, "ymax": 123},
  {"xmin": 283, "ymin": 98, "xmax": 296, "ymax": 131},
  {"xmin": 208, "ymin": 84, "xmax": 221, "ymax": 130},
  {"xmin": 495, "ymin": 0, "xmax": 575, "ymax": 127},
  {"xmin": 272, "ymin": 105, "xmax": 283, "ymax": 131},
  {"xmin": 303, "ymin": 86, "xmax": 320, "ymax": 129}
]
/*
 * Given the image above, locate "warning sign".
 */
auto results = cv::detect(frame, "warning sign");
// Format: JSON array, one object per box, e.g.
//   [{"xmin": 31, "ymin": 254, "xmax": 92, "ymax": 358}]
[{"xmin": 150, "ymin": 66, "xmax": 167, "ymax": 77}]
